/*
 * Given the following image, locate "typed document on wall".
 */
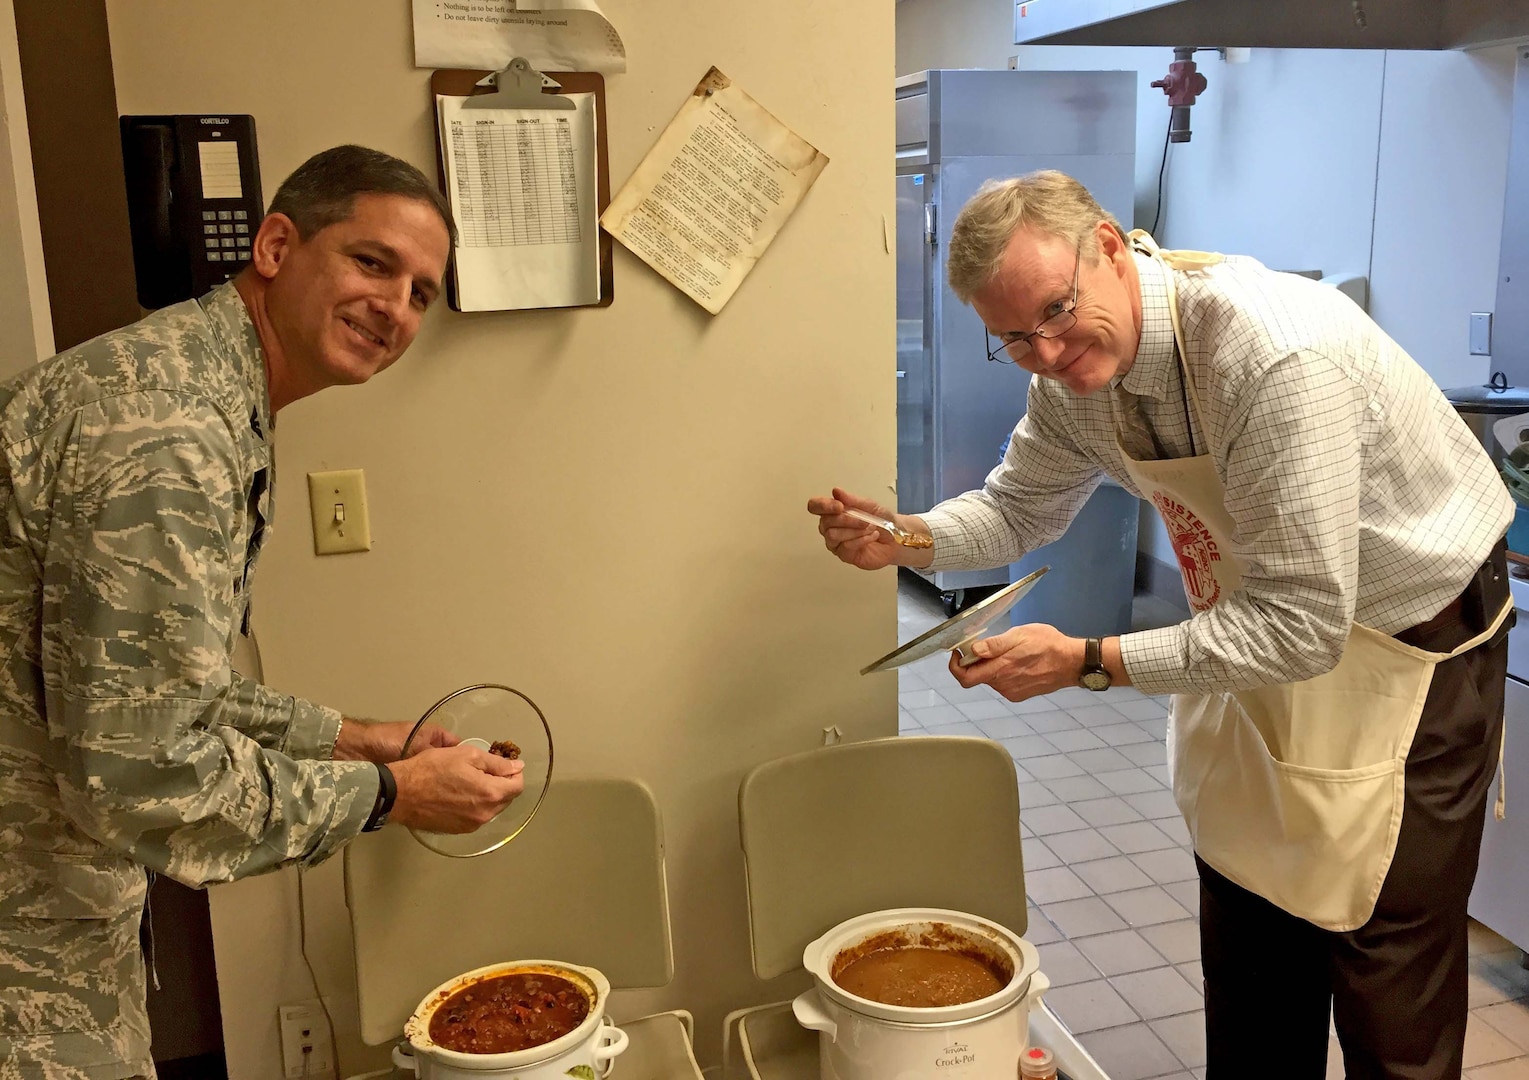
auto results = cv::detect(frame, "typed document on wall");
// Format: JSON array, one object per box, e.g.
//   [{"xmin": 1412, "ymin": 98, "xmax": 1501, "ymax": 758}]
[
  {"xmin": 437, "ymin": 92, "xmax": 601, "ymax": 310},
  {"xmin": 600, "ymin": 67, "xmax": 829, "ymax": 315},
  {"xmin": 413, "ymin": 0, "xmax": 626, "ymax": 73}
]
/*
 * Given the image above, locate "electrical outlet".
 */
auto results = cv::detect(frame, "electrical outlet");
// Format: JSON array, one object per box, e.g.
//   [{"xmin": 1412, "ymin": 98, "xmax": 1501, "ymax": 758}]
[{"xmin": 278, "ymin": 1000, "xmax": 335, "ymax": 1079}]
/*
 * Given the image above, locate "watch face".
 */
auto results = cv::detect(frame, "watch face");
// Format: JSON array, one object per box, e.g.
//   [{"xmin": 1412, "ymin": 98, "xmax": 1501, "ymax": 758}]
[{"xmin": 1081, "ymin": 670, "xmax": 1112, "ymax": 691}]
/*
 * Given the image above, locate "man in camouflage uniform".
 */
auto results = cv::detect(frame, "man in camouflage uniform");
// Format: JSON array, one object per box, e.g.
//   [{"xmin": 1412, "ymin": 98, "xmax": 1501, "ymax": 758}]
[{"xmin": 0, "ymin": 146, "xmax": 525, "ymax": 1079}]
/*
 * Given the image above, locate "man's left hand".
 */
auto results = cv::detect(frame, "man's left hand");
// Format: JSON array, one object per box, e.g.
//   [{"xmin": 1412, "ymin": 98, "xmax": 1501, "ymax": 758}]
[
  {"xmin": 334, "ymin": 718, "xmax": 459, "ymax": 763},
  {"xmin": 947, "ymin": 624, "xmax": 1086, "ymax": 702}
]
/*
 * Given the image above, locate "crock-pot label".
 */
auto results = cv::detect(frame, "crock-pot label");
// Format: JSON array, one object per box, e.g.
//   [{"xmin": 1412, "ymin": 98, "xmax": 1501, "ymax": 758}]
[{"xmin": 936, "ymin": 1041, "xmax": 977, "ymax": 1069}]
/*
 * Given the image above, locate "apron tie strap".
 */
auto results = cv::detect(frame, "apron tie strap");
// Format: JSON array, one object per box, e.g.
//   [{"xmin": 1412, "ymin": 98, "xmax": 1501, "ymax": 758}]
[{"xmin": 1495, "ymin": 722, "xmax": 1507, "ymax": 821}]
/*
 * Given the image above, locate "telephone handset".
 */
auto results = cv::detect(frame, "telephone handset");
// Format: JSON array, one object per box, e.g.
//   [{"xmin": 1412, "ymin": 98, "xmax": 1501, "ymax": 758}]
[{"xmin": 120, "ymin": 114, "xmax": 262, "ymax": 310}]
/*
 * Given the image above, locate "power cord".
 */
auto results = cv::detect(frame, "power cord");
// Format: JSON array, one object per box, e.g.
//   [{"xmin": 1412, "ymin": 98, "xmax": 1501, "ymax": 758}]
[
  {"xmin": 297, "ymin": 866, "xmax": 342, "ymax": 1078},
  {"xmin": 1150, "ymin": 105, "xmax": 1172, "ymax": 237}
]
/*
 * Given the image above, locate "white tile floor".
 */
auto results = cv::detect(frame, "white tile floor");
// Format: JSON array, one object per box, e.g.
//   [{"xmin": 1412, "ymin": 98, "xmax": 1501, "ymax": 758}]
[{"xmin": 894, "ymin": 573, "xmax": 1529, "ymax": 1080}]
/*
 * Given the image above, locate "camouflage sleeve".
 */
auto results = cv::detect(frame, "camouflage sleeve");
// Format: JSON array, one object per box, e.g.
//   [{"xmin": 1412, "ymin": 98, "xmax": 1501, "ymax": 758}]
[
  {"xmin": 41, "ymin": 391, "xmax": 376, "ymax": 887},
  {"xmin": 222, "ymin": 666, "xmax": 343, "ymax": 759}
]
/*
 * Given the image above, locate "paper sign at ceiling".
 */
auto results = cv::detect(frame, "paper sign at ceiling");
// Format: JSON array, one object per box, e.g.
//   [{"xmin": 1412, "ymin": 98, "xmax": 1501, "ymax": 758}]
[
  {"xmin": 599, "ymin": 67, "xmax": 829, "ymax": 316},
  {"xmin": 413, "ymin": 0, "xmax": 625, "ymax": 74}
]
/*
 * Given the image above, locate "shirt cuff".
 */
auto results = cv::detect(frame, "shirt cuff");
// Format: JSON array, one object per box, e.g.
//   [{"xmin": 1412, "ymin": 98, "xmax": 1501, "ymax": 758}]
[
  {"xmin": 917, "ymin": 507, "xmax": 970, "ymax": 571},
  {"xmin": 282, "ymin": 700, "xmax": 344, "ymax": 761},
  {"xmin": 1118, "ymin": 624, "xmax": 1192, "ymax": 697},
  {"xmin": 308, "ymin": 759, "xmax": 382, "ymax": 857}
]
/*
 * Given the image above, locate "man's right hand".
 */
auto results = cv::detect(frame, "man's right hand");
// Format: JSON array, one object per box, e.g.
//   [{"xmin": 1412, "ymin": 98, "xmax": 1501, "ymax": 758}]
[
  {"xmin": 386, "ymin": 745, "xmax": 525, "ymax": 834},
  {"xmin": 806, "ymin": 487, "xmax": 933, "ymax": 570}
]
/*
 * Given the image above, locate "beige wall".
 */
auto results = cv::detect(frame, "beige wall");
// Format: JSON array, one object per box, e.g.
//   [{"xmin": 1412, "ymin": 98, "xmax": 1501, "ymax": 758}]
[
  {"xmin": 0, "ymin": 0, "xmax": 51, "ymax": 374},
  {"xmin": 105, "ymin": 1, "xmax": 895, "ymax": 1075}
]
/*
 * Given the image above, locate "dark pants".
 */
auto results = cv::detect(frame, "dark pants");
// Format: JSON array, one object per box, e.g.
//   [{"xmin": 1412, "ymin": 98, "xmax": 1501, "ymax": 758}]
[{"xmin": 1200, "ymin": 541, "xmax": 1512, "ymax": 1080}]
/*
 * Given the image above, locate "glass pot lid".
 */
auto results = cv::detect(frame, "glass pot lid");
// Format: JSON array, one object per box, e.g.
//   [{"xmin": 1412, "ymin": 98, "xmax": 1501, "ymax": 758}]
[
  {"xmin": 399, "ymin": 683, "xmax": 553, "ymax": 858},
  {"xmin": 861, "ymin": 566, "xmax": 1051, "ymax": 674}
]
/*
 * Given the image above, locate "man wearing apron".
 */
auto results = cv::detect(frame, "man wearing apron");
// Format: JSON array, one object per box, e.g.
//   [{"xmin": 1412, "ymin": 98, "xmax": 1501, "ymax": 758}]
[{"xmin": 808, "ymin": 170, "xmax": 1514, "ymax": 1078}]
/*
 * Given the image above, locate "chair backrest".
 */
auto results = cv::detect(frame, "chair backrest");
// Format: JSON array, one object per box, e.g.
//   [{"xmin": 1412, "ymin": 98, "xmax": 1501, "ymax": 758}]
[
  {"xmin": 738, "ymin": 736, "xmax": 1027, "ymax": 980},
  {"xmin": 345, "ymin": 776, "xmax": 673, "ymax": 1045}
]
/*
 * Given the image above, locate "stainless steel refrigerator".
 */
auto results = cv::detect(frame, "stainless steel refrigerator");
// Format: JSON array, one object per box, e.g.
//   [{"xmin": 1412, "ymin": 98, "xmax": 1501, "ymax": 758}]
[{"xmin": 896, "ymin": 68, "xmax": 1138, "ymax": 614}]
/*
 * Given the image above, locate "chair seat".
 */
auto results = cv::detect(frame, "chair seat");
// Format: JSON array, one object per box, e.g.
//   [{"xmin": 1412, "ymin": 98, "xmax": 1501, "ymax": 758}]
[
  {"xmin": 727, "ymin": 998, "xmax": 1113, "ymax": 1080},
  {"xmin": 354, "ymin": 1011, "xmax": 703, "ymax": 1080},
  {"xmin": 735, "ymin": 1002, "xmax": 817, "ymax": 1080},
  {"xmin": 616, "ymin": 1010, "xmax": 705, "ymax": 1079}
]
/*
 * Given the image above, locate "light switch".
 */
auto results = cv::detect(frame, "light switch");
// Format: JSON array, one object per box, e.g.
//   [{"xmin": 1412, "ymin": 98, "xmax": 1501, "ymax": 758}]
[{"xmin": 307, "ymin": 469, "xmax": 371, "ymax": 555}]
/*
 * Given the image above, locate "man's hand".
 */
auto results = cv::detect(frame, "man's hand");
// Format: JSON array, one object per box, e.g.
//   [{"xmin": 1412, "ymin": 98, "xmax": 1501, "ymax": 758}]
[
  {"xmin": 387, "ymin": 745, "xmax": 525, "ymax": 834},
  {"xmin": 806, "ymin": 487, "xmax": 933, "ymax": 570},
  {"xmin": 334, "ymin": 718, "xmax": 458, "ymax": 763},
  {"xmin": 948, "ymin": 624, "xmax": 1089, "ymax": 702}
]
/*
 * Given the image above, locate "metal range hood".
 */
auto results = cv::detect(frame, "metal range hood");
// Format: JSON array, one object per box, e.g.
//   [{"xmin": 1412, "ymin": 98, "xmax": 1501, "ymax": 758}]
[{"xmin": 1013, "ymin": 0, "xmax": 1529, "ymax": 50}]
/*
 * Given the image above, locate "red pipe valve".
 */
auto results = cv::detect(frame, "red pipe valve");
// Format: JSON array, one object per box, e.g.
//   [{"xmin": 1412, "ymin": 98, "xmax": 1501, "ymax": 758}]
[
  {"xmin": 1151, "ymin": 48, "xmax": 1208, "ymax": 143},
  {"xmin": 1151, "ymin": 56, "xmax": 1207, "ymax": 107}
]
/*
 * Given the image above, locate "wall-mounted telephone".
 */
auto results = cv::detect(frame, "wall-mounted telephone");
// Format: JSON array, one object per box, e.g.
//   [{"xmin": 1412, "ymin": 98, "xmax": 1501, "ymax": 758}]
[{"xmin": 120, "ymin": 114, "xmax": 262, "ymax": 309}]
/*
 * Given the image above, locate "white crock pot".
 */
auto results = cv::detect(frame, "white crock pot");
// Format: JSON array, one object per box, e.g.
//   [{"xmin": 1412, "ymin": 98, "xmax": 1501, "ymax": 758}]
[
  {"xmin": 395, "ymin": 960, "xmax": 628, "ymax": 1079},
  {"xmin": 794, "ymin": 908, "xmax": 1050, "ymax": 1080}
]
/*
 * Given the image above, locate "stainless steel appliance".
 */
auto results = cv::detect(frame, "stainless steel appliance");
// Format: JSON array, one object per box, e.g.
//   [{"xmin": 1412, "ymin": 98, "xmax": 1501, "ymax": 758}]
[
  {"xmin": 1489, "ymin": 47, "xmax": 1529, "ymax": 388},
  {"xmin": 895, "ymin": 69, "xmax": 1137, "ymax": 611},
  {"xmin": 1443, "ymin": 378, "xmax": 1529, "ymax": 472},
  {"xmin": 1468, "ymin": 571, "xmax": 1529, "ymax": 956}
]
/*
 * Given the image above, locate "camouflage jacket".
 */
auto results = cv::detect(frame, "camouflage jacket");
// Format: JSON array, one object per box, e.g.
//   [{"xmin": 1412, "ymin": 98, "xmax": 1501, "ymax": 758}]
[{"xmin": 0, "ymin": 285, "xmax": 378, "ymax": 1079}]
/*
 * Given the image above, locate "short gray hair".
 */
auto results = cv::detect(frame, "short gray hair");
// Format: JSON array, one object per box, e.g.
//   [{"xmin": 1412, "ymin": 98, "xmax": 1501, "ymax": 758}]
[
  {"xmin": 946, "ymin": 171, "xmax": 1120, "ymax": 302},
  {"xmin": 267, "ymin": 144, "xmax": 457, "ymax": 245}
]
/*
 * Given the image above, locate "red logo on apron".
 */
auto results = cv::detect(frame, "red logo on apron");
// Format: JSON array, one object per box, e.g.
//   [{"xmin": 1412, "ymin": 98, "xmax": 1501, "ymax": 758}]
[{"xmin": 1152, "ymin": 491, "xmax": 1223, "ymax": 612}]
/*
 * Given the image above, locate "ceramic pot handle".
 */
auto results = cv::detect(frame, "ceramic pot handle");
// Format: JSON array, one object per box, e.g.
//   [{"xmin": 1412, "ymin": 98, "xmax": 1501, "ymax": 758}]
[
  {"xmin": 390, "ymin": 1043, "xmax": 418, "ymax": 1075},
  {"xmin": 1024, "ymin": 970, "xmax": 1051, "ymax": 1004},
  {"xmin": 791, "ymin": 990, "xmax": 838, "ymax": 1041},
  {"xmin": 594, "ymin": 1018, "xmax": 630, "ymax": 1078}
]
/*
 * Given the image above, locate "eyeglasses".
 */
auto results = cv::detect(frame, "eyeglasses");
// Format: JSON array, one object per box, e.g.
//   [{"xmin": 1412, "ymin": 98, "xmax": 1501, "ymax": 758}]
[{"xmin": 984, "ymin": 237, "xmax": 1082, "ymax": 365}]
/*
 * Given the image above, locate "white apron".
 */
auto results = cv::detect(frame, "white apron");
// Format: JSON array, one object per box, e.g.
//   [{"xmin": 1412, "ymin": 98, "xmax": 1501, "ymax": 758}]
[{"xmin": 1119, "ymin": 231, "xmax": 1512, "ymax": 932}]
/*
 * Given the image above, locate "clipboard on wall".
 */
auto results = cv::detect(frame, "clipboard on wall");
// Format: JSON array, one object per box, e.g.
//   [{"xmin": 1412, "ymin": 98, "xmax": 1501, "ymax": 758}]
[{"xmin": 430, "ymin": 60, "xmax": 613, "ymax": 312}]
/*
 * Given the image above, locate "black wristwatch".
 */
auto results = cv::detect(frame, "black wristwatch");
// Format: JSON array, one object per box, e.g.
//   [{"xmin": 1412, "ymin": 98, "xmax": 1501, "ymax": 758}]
[
  {"xmin": 362, "ymin": 763, "xmax": 397, "ymax": 832},
  {"xmin": 1080, "ymin": 638, "xmax": 1112, "ymax": 691}
]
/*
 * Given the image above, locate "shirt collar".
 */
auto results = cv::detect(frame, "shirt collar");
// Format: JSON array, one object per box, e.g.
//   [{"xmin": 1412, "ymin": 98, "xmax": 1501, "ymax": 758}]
[
  {"xmin": 198, "ymin": 282, "xmax": 273, "ymax": 439},
  {"xmin": 1119, "ymin": 250, "xmax": 1178, "ymax": 401}
]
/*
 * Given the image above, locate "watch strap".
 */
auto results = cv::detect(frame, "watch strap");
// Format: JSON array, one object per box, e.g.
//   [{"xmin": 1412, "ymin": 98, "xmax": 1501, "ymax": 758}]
[
  {"xmin": 1080, "ymin": 637, "xmax": 1111, "ymax": 690},
  {"xmin": 362, "ymin": 762, "xmax": 396, "ymax": 832}
]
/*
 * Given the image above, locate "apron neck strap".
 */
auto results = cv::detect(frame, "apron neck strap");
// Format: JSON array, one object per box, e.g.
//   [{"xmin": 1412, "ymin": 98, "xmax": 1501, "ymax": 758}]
[
  {"xmin": 1128, "ymin": 228, "xmax": 1225, "ymax": 272},
  {"xmin": 1124, "ymin": 229, "xmax": 1223, "ymax": 456}
]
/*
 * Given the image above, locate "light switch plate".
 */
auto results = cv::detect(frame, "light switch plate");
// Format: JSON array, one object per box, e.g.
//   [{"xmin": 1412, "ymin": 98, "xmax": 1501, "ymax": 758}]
[
  {"xmin": 1470, "ymin": 312, "xmax": 1493, "ymax": 356},
  {"xmin": 307, "ymin": 469, "xmax": 371, "ymax": 556}
]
